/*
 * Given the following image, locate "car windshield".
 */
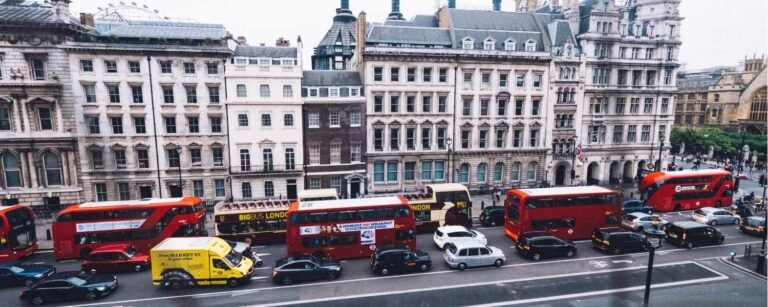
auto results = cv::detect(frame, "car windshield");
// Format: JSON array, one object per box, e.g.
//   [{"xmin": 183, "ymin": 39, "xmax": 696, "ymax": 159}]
[
  {"xmin": 694, "ymin": 209, "xmax": 704, "ymax": 215},
  {"xmin": 9, "ymin": 266, "xmax": 24, "ymax": 274},
  {"xmin": 223, "ymin": 249, "xmax": 243, "ymax": 267},
  {"xmin": 66, "ymin": 277, "xmax": 88, "ymax": 287},
  {"xmin": 747, "ymin": 218, "xmax": 765, "ymax": 227},
  {"xmin": 309, "ymin": 255, "xmax": 324, "ymax": 265}
]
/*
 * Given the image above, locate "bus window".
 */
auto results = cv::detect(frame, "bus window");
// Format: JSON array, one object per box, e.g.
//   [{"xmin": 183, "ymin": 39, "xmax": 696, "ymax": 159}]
[
  {"xmin": 290, "ymin": 213, "xmax": 309, "ymax": 225},
  {"xmin": 375, "ymin": 208, "xmax": 395, "ymax": 219},
  {"xmin": 337, "ymin": 210, "xmax": 357, "ymax": 221},
  {"xmin": 329, "ymin": 234, "xmax": 357, "ymax": 246},
  {"xmin": 507, "ymin": 205, "xmax": 519, "ymax": 224},
  {"xmin": 415, "ymin": 210, "xmax": 431, "ymax": 222},
  {"xmin": 309, "ymin": 213, "xmax": 328, "ymax": 223},
  {"xmin": 301, "ymin": 237, "xmax": 327, "ymax": 248},
  {"xmin": 358, "ymin": 209, "xmax": 375, "ymax": 220},
  {"xmin": 394, "ymin": 207, "xmax": 410, "ymax": 218},
  {"xmin": 395, "ymin": 229, "xmax": 415, "ymax": 240}
]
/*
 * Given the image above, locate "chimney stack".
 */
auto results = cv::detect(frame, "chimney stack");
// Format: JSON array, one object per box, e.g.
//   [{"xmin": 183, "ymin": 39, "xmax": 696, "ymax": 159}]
[
  {"xmin": 236, "ymin": 36, "xmax": 248, "ymax": 46},
  {"xmin": 79, "ymin": 13, "xmax": 95, "ymax": 27},
  {"xmin": 448, "ymin": 0, "xmax": 456, "ymax": 8},
  {"xmin": 50, "ymin": 0, "xmax": 71, "ymax": 21},
  {"xmin": 275, "ymin": 37, "xmax": 290, "ymax": 47},
  {"xmin": 387, "ymin": 0, "xmax": 404, "ymax": 20},
  {"xmin": 493, "ymin": 0, "xmax": 501, "ymax": 11}
]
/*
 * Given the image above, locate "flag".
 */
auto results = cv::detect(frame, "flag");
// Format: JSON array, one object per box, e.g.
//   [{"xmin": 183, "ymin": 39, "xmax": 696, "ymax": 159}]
[{"xmin": 577, "ymin": 143, "xmax": 586, "ymax": 162}]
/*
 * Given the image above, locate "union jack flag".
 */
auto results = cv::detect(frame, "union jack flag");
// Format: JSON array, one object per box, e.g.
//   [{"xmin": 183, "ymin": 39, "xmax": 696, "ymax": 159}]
[{"xmin": 577, "ymin": 143, "xmax": 586, "ymax": 163}]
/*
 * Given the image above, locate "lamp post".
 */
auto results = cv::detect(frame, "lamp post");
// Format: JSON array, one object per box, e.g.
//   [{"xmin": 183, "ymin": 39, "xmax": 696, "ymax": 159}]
[
  {"xmin": 175, "ymin": 145, "xmax": 183, "ymax": 196},
  {"xmin": 642, "ymin": 215, "xmax": 667, "ymax": 307},
  {"xmin": 655, "ymin": 137, "xmax": 664, "ymax": 172},
  {"xmin": 447, "ymin": 137, "xmax": 453, "ymax": 183},
  {"xmin": 571, "ymin": 137, "xmax": 578, "ymax": 185}
]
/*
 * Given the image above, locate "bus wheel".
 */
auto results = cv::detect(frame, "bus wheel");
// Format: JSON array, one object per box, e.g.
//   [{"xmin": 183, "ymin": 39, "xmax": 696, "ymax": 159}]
[
  {"xmin": 674, "ymin": 204, "xmax": 682, "ymax": 211},
  {"xmin": 457, "ymin": 263, "xmax": 467, "ymax": 271},
  {"xmin": 227, "ymin": 278, "xmax": 239, "ymax": 288},
  {"xmin": 79, "ymin": 248, "xmax": 92, "ymax": 259}
]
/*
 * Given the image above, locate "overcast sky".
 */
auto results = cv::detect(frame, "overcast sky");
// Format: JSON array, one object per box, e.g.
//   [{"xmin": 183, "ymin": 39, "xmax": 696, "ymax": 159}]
[{"xmin": 69, "ymin": 0, "xmax": 767, "ymax": 71}]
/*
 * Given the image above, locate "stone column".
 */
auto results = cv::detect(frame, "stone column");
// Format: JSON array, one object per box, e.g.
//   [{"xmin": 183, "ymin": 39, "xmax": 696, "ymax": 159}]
[
  {"xmin": 20, "ymin": 98, "xmax": 31, "ymax": 132},
  {"xmin": 346, "ymin": 179, "xmax": 351, "ymax": 199},
  {"xmin": 68, "ymin": 149, "xmax": 78, "ymax": 186},
  {"xmin": 55, "ymin": 101, "xmax": 64, "ymax": 133},
  {"xmin": 61, "ymin": 151, "xmax": 70, "ymax": 186},
  {"xmin": 12, "ymin": 98, "xmax": 23, "ymax": 132},
  {"xmin": 20, "ymin": 151, "xmax": 31, "ymax": 188},
  {"xmin": 27, "ymin": 151, "xmax": 38, "ymax": 188}
]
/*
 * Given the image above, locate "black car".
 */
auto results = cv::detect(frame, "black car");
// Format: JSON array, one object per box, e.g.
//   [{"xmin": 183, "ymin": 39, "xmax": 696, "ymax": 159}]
[
  {"xmin": 20, "ymin": 271, "xmax": 118, "ymax": 305},
  {"xmin": 592, "ymin": 227, "xmax": 648, "ymax": 254},
  {"xmin": 622, "ymin": 199, "xmax": 654, "ymax": 215},
  {"xmin": 272, "ymin": 254, "xmax": 341, "ymax": 285},
  {"xmin": 479, "ymin": 206, "xmax": 505, "ymax": 227},
  {"xmin": 740, "ymin": 216, "xmax": 766, "ymax": 237},
  {"xmin": 663, "ymin": 221, "xmax": 724, "ymax": 249},
  {"xmin": 0, "ymin": 262, "xmax": 56, "ymax": 287},
  {"xmin": 516, "ymin": 232, "xmax": 577, "ymax": 261},
  {"xmin": 370, "ymin": 244, "xmax": 432, "ymax": 275}
]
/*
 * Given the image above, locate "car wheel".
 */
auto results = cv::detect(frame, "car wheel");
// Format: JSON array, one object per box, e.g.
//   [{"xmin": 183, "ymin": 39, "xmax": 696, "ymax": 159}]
[
  {"xmin": 686, "ymin": 242, "xmax": 694, "ymax": 249},
  {"xmin": 380, "ymin": 268, "xmax": 389, "ymax": 276},
  {"xmin": 637, "ymin": 226, "xmax": 644, "ymax": 233},
  {"xmin": 457, "ymin": 263, "xmax": 467, "ymax": 271},
  {"xmin": 31, "ymin": 297, "xmax": 44, "ymax": 306},
  {"xmin": 326, "ymin": 271, "xmax": 337, "ymax": 280},
  {"xmin": 419, "ymin": 264, "xmax": 429, "ymax": 272},
  {"xmin": 710, "ymin": 220, "xmax": 717, "ymax": 226},
  {"xmin": 85, "ymin": 291, "xmax": 97, "ymax": 300},
  {"xmin": 717, "ymin": 237, "xmax": 724, "ymax": 245},
  {"xmin": 134, "ymin": 264, "xmax": 143, "ymax": 272},
  {"xmin": 566, "ymin": 250, "xmax": 575, "ymax": 258},
  {"xmin": 532, "ymin": 253, "xmax": 541, "ymax": 261},
  {"xmin": 281, "ymin": 276, "xmax": 293, "ymax": 285},
  {"xmin": 612, "ymin": 248, "xmax": 621, "ymax": 255},
  {"xmin": 494, "ymin": 259, "xmax": 504, "ymax": 267},
  {"xmin": 227, "ymin": 278, "xmax": 239, "ymax": 288},
  {"xmin": 490, "ymin": 220, "xmax": 496, "ymax": 227},
  {"xmin": 733, "ymin": 219, "xmax": 740, "ymax": 225}
]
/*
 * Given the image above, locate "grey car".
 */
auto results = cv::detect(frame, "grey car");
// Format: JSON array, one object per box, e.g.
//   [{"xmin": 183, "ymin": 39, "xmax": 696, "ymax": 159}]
[
  {"xmin": 691, "ymin": 207, "xmax": 741, "ymax": 226},
  {"xmin": 621, "ymin": 212, "xmax": 669, "ymax": 232},
  {"xmin": 443, "ymin": 238, "xmax": 506, "ymax": 271}
]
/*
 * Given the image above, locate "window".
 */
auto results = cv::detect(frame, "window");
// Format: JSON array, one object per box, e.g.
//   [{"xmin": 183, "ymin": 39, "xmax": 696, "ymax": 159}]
[
  {"xmin": 437, "ymin": 127, "xmax": 446, "ymax": 149},
  {"xmin": 127, "ymin": 61, "xmax": 140, "ymax": 73},
  {"xmin": 525, "ymin": 41, "xmax": 536, "ymax": 51},
  {"xmin": 533, "ymin": 74, "xmax": 542, "ymax": 88},
  {"xmin": 188, "ymin": 116, "xmax": 199, "ymax": 133},
  {"xmin": 439, "ymin": 68, "xmax": 448, "ymax": 82},
  {"xmin": 42, "ymin": 152, "xmax": 62, "ymax": 186},
  {"xmin": 461, "ymin": 130, "xmax": 470, "ymax": 149},
  {"xmin": 104, "ymin": 60, "xmax": 117, "ymax": 73},
  {"xmin": 235, "ymin": 84, "xmax": 248, "ymax": 98},
  {"xmin": 95, "ymin": 183, "xmax": 108, "ymax": 201},
  {"xmin": 374, "ymin": 96, "xmax": 383, "ymax": 113},
  {"xmin": 167, "ymin": 148, "xmax": 181, "ymax": 168},
  {"xmin": 618, "ymin": 70, "xmax": 628, "ymax": 85},
  {"xmin": 477, "ymin": 163, "xmax": 487, "ymax": 183},
  {"xmin": 162, "ymin": 86, "xmax": 174, "ymax": 103},
  {"xmin": 405, "ymin": 96, "xmax": 415, "ymax": 113},
  {"xmin": 390, "ymin": 96, "xmax": 399, "ymax": 113},
  {"xmin": 107, "ymin": 85, "xmax": 120, "ymax": 103},
  {"xmin": 459, "ymin": 164, "xmax": 469, "ymax": 184},
  {"xmin": 110, "ymin": 116, "xmax": 123, "ymax": 134},
  {"xmin": 658, "ymin": 125, "xmax": 667, "ymax": 141},
  {"xmin": 645, "ymin": 48, "xmax": 654, "ymax": 60},
  {"xmin": 462, "ymin": 99, "xmax": 472, "ymax": 116},
  {"xmin": 117, "ymin": 182, "xmax": 130, "ymax": 200},
  {"xmin": 208, "ymin": 86, "xmax": 221, "ymax": 103},
  {"xmin": 661, "ymin": 98, "xmax": 669, "ymax": 114},
  {"xmin": 421, "ymin": 160, "xmax": 433, "ymax": 181},
  {"xmin": 641, "ymin": 125, "xmax": 651, "ymax": 143},
  {"xmin": 529, "ymin": 129, "xmax": 539, "ymax": 147},
  {"xmin": 164, "ymin": 116, "xmax": 177, "ymax": 133},
  {"xmin": 612, "ymin": 125, "xmax": 624, "ymax": 144},
  {"xmin": 433, "ymin": 161, "xmax": 445, "ymax": 181},
  {"xmin": 190, "ymin": 148, "xmax": 201, "ymax": 166},
  {"xmin": 80, "ymin": 60, "xmax": 94, "ymax": 72},
  {"xmin": 114, "ymin": 149, "xmax": 127, "ymax": 169},
  {"xmin": 495, "ymin": 129, "xmax": 506, "ymax": 148},
  {"xmin": 397, "ymin": 161, "xmax": 413, "ymax": 181},
  {"xmin": 666, "ymin": 46, "xmax": 675, "ymax": 60},
  {"xmin": 630, "ymin": 98, "xmax": 640, "ymax": 114},
  {"xmin": 309, "ymin": 145, "xmax": 320, "ymax": 165},
  {"xmin": 463, "ymin": 72, "xmax": 473, "ymax": 87},
  {"xmin": 215, "ymin": 179, "xmax": 226, "ymax": 197},
  {"xmin": 592, "ymin": 68, "xmax": 609, "ymax": 84},
  {"xmin": 184, "ymin": 85, "xmax": 197, "ymax": 103},
  {"xmin": 191, "ymin": 180, "xmax": 204, "ymax": 197},
  {"xmin": 330, "ymin": 177, "xmax": 342, "ymax": 194},
  {"xmin": 90, "ymin": 150, "xmax": 104, "ymax": 169},
  {"xmin": 516, "ymin": 73, "xmax": 525, "ymax": 87},
  {"xmin": 462, "ymin": 38, "xmax": 474, "ymax": 49},
  {"xmin": 130, "ymin": 85, "xmax": 143, "ymax": 103},
  {"xmin": 644, "ymin": 98, "xmax": 654, "ymax": 114},
  {"xmin": 421, "ymin": 127, "xmax": 431, "ymax": 150},
  {"xmin": 210, "ymin": 116, "xmax": 222, "ymax": 133},
  {"xmin": 484, "ymin": 39, "xmax": 495, "ymax": 50},
  {"xmin": 494, "ymin": 162, "xmax": 504, "ymax": 182},
  {"xmin": 137, "ymin": 149, "xmax": 150, "ymax": 169},
  {"xmin": 390, "ymin": 67, "xmax": 399, "ymax": 82},
  {"xmin": 515, "ymin": 99, "xmax": 524, "ymax": 116},
  {"xmin": 259, "ymin": 84, "xmax": 270, "ymax": 97},
  {"xmin": 160, "ymin": 61, "xmax": 172, "ymax": 73},
  {"xmin": 505, "ymin": 41, "xmax": 516, "ymax": 51},
  {"xmin": 284, "ymin": 148, "xmax": 295, "ymax": 170},
  {"xmin": 527, "ymin": 162, "xmax": 537, "ymax": 180},
  {"xmin": 29, "ymin": 58, "xmax": 46, "ymax": 80},
  {"xmin": 531, "ymin": 99, "xmax": 540, "ymax": 116},
  {"xmin": 351, "ymin": 144, "xmax": 361, "ymax": 162},
  {"xmin": 664, "ymin": 69, "xmax": 672, "ymax": 85},
  {"xmin": 513, "ymin": 129, "xmax": 522, "ymax": 148},
  {"xmin": 238, "ymin": 114, "xmax": 249, "ymax": 127},
  {"xmin": 263, "ymin": 149, "xmax": 274, "ymax": 171},
  {"xmin": 407, "ymin": 68, "xmax": 416, "ymax": 82},
  {"xmin": 309, "ymin": 178, "xmax": 321, "ymax": 189},
  {"xmin": 646, "ymin": 70, "xmax": 656, "ymax": 86},
  {"xmin": 422, "ymin": 96, "xmax": 432, "ymax": 113},
  {"xmin": 481, "ymin": 73, "xmax": 491, "ymax": 86},
  {"xmin": 406, "ymin": 128, "xmax": 415, "ymax": 150},
  {"xmin": 480, "ymin": 99, "xmax": 489, "ymax": 116},
  {"xmin": 387, "ymin": 161, "xmax": 398, "ymax": 182},
  {"xmin": 438, "ymin": 96, "xmax": 447, "ymax": 113},
  {"xmin": 627, "ymin": 125, "xmax": 637, "ymax": 143},
  {"xmin": 283, "ymin": 114, "xmax": 294, "ymax": 127},
  {"xmin": 308, "ymin": 112, "xmax": 320, "ymax": 128},
  {"xmin": 390, "ymin": 128, "xmax": 399, "ymax": 150},
  {"xmin": 241, "ymin": 182, "xmax": 252, "ymax": 199},
  {"xmin": 423, "ymin": 68, "xmax": 432, "ymax": 82},
  {"xmin": 86, "ymin": 116, "xmax": 100, "ymax": 134},
  {"xmin": 373, "ymin": 67, "xmax": 383, "ymax": 81},
  {"xmin": 615, "ymin": 98, "xmax": 626, "ymax": 114},
  {"xmin": 330, "ymin": 145, "xmax": 341, "ymax": 164},
  {"xmin": 83, "ymin": 84, "xmax": 97, "ymax": 103},
  {"xmin": 183, "ymin": 62, "xmax": 195, "ymax": 74},
  {"xmin": 261, "ymin": 114, "xmax": 272, "ymax": 127},
  {"xmin": 349, "ymin": 111, "xmax": 361, "ymax": 126},
  {"xmin": 212, "ymin": 147, "xmax": 224, "ymax": 166},
  {"xmin": 325, "ymin": 112, "xmax": 339, "ymax": 128},
  {"xmin": 374, "ymin": 161, "xmax": 385, "ymax": 182}
]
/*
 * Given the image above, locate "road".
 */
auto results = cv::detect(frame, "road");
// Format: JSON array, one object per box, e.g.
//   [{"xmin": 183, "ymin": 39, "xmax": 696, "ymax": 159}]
[{"xmin": 2, "ymin": 210, "xmax": 766, "ymax": 307}]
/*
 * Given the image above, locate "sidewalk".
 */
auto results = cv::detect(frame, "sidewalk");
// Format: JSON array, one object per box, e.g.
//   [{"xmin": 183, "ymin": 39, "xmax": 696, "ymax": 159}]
[{"xmin": 721, "ymin": 246, "xmax": 767, "ymax": 279}]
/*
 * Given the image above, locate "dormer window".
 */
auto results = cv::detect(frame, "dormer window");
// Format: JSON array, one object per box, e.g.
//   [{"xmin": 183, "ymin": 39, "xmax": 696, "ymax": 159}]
[
  {"xmin": 504, "ymin": 40, "xmax": 516, "ymax": 51},
  {"xmin": 564, "ymin": 41, "xmax": 573, "ymax": 57},
  {"xmin": 462, "ymin": 37, "xmax": 474, "ymax": 50},
  {"xmin": 525, "ymin": 39, "xmax": 536, "ymax": 52},
  {"xmin": 483, "ymin": 38, "xmax": 495, "ymax": 51}
]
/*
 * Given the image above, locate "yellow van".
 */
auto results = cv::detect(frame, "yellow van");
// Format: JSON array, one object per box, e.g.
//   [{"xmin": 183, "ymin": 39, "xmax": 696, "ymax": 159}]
[{"xmin": 150, "ymin": 237, "xmax": 254, "ymax": 289}]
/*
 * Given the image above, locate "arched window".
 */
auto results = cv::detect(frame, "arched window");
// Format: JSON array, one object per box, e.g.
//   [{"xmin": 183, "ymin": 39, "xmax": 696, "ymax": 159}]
[
  {"xmin": 1, "ymin": 152, "xmax": 22, "ymax": 188},
  {"xmin": 459, "ymin": 163, "xmax": 470, "ymax": 184},
  {"xmin": 527, "ymin": 161, "xmax": 538, "ymax": 181},
  {"xmin": 559, "ymin": 68, "xmax": 565, "ymax": 79},
  {"xmin": 494, "ymin": 162, "xmax": 504, "ymax": 182},
  {"xmin": 42, "ymin": 152, "xmax": 62, "ymax": 186},
  {"xmin": 749, "ymin": 87, "xmax": 767, "ymax": 122},
  {"xmin": 510, "ymin": 162, "xmax": 521, "ymax": 182},
  {"xmin": 477, "ymin": 163, "xmax": 487, "ymax": 184}
]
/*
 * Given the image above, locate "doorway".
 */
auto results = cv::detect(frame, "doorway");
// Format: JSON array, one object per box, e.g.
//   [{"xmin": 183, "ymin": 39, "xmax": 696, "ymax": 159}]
[
  {"xmin": 169, "ymin": 185, "xmax": 182, "ymax": 198},
  {"xmin": 139, "ymin": 186, "xmax": 153, "ymax": 199},
  {"xmin": 555, "ymin": 165, "xmax": 566, "ymax": 186},
  {"xmin": 587, "ymin": 162, "xmax": 600, "ymax": 185},
  {"xmin": 287, "ymin": 179, "xmax": 297, "ymax": 200},
  {"xmin": 350, "ymin": 179, "xmax": 361, "ymax": 198}
]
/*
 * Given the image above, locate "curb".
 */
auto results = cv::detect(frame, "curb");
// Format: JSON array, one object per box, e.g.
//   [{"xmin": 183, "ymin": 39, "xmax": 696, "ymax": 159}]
[{"xmin": 717, "ymin": 257, "xmax": 767, "ymax": 280}]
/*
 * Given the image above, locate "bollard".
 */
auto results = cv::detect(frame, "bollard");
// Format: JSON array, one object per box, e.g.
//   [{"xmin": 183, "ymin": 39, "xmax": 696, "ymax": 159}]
[
  {"xmin": 46, "ymin": 229, "xmax": 52, "ymax": 240},
  {"xmin": 481, "ymin": 201, "xmax": 485, "ymax": 210},
  {"xmin": 730, "ymin": 251, "xmax": 736, "ymax": 261},
  {"xmin": 630, "ymin": 192, "xmax": 634, "ymax": 199}
]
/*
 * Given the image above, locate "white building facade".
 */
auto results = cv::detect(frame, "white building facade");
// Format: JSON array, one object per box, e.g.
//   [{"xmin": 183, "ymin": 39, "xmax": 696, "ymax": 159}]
[{"xmin": 226, "ymin": 44, "xmax": 304, "ymax": 200}]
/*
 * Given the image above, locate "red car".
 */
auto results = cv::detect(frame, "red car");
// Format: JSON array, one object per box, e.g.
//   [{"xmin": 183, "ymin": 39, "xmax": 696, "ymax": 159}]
[{"xmin": 81, "ymin": 244, "xmax": 150, "ymax": 273}]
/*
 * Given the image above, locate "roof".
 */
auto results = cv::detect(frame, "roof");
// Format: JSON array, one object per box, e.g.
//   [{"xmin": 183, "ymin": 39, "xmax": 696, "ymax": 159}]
[
  {"xmin": 302, "ymin": 71, "xmax": 362, "ymax": 87},
  {"xmin": 446, "ymin": 237, "xmax": 487, "ymax": 249},
  {"xmin": 649, "ymin": 169, "xmax": 731, "ymax": 179},
  {"xmin": 214, "ymin": 200, "xmax": 292, "ymax": 214},
  {"xmin": 235, "ymin": 45, "xmax": 297, "ymax": 58},
  {"xmin": 445, "ymin": 9, "xmax": 557, "ymax": 51},
  {"xmin": 367, "ymin": 25, "xmax": 452, "ymax": 46},
  {"xmin": 0, "ymin": 3, "xmax": 82, "ymax": 28},
  {"xmin": 152, "ymin": 237, "xmax": 220, "ymax": 251},
  {"xmin": 314, "ymin": 12, "xmax": 357, "ymax": 57},
  {"xmin": 516, "ymin": 186, "xmax": 616, "ymax": 197},
  {"xmin": 437, "ymin": 225, "xmax": 470, "ymax": 233},
  {"xmin": 298, "ymin": 189, "xmax": 341, "ymax": 200},
  {"xmin": 670, "ymin": 221, "xmax": 709, "ymax": 229},
  {"xmin": 76, "ymin": 197, "xmax": 192, "ymax": 208},
  {"xmin": 425, "ymin": 183, "xmax": 470, "ymax": 193},
  {"xmin": 94, "ymin": 20, "xmax": 226, "ymax": 40},
  {"xmin": 384, "ymin": 15, "xmax": 437, "ymax": 28},
  {"xmin": 0, "ymin": 204, "xmax": 32, "ymax": 214},
  {"xmin": 295, "ymin": 196, "xmax": 406, "ymax": 212}
]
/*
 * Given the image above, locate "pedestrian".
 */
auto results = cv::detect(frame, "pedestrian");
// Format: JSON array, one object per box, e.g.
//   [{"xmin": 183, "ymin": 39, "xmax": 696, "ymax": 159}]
[
  {"xmin": 242, "ymin": 237, "xmax": 255, "ymax": 261},
  {"xmin": 496, "ymin": 189, "xmax": 502, "ymax": 202}
]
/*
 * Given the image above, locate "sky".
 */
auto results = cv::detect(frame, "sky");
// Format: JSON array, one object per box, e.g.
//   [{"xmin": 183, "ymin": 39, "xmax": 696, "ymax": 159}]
[{"xmin": 68, "ymin": 0, "xmax": 768, "ymax": 71}]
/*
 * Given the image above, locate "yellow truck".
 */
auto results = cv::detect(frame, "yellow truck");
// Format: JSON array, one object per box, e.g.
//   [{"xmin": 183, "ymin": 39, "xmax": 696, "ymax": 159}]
[{"xmin": 150, "ymin": 237, "xmax": 254, "ymax": 289}]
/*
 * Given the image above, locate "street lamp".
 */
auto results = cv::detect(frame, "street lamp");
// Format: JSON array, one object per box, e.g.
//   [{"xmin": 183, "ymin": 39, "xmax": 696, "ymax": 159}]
[
  {"xmin": 642, "ymin": 215, "xmax": 667, "ymax": 307},
  {"xmin": 175, "ymin": 145, "xmax": 183, "ymax": 196},
  {"xmin": 655, "ymin": 137, "xmax": 664, "ymax": 172},
  {"xmin": 446, "ymin": 137, "xmax": 453, "ymax": 183},
  {"xmin": 571, "ymin": 137, "xmax": 578, "ymax": 185}
]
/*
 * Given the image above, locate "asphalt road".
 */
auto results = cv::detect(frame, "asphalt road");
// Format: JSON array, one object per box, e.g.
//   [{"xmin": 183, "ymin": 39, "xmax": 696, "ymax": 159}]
[{"xmin": 2, "ymin": 210, "xmax": 766, "ymax": 307}]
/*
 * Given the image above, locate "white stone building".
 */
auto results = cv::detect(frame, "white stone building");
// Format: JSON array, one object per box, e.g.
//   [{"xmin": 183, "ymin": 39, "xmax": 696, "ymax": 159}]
[{"xmin": 226, "ymin": 43, "xmax": 304, "ymax": 200}]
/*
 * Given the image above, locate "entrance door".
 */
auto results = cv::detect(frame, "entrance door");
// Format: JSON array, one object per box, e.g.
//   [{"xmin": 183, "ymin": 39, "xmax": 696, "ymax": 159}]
[
  {"xmin": 350, "ymin": 179, "xmax": 360, "ymax": 198},
  {"xmin": 169, "ymin": 185, "xmax": 182, "ymax": 198},
  {"xmin": 139, "ymin": 186, "xmax": 153, "ymax": 198},
  {"xmin": 287, "ymin": 180, "xmax": 297, "ymax": 200},
  {"xmin": 555, "ymin": 165, "xmax": 566, "ymax": 186}
]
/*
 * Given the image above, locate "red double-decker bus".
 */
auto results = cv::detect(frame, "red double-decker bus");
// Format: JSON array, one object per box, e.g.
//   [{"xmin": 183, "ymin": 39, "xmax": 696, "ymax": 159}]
[
  {"xmin": 286, "ymin": 196, "xmax": 416, "ymax": 260},
  {"xmin": 504, "ymin": 186, "xmax": 622, "ymax": 241},
  {"xmin": 0, "ymin": 205, "xmax": 37, "ymax": 261},
  {"xmin": 52, "ymin": 197, "xmax": 206, "ymax": 260},
  {"xmin": 640, "ymin": 170, "xmax": 734, "ymax": 212}
]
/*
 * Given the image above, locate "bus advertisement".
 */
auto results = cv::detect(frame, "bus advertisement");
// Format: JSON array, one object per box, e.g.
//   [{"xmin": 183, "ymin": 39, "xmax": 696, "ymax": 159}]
[
  {"xmin": 640, "ymin": 170, "xmax": 734, "ymax": 212},
  {"xmin": 214, "ymin": 200, "xmax": 290, "ymax": 244},
  {"xmin": 0, "ymin": 205, "xmax": 38, "ymax": 261},
  {"xmin": 393, "ymin": 184, "xmax": 473, "ymax": 233}
]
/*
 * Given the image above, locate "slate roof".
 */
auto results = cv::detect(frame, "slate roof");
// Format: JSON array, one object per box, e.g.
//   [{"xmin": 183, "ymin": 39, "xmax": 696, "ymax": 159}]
[
  {"xmin": 235, "ymin": 46, "xmax": 297, "ymax": 58},
  {"xmin": 0, "ymin": 3, "xmax": 82, "ymax": 29},
  {"xmin": 383, "ymin": 15, "xmax": 436, "ymax": 28},
  {"xmin": 455, "ymin": 29, "xmax": 544, "ymax": 51},
  {"xmin": 548, "ymin": 20, "xmax": 575, "ymax": 47},
  {"xmin": 314, "ymin": 15, "xmax": 357, "ymax": 57},
  {"xmin": 446, "ymin": 9, "xmax": 559, "ymax": 52},
  {"xmin": 94, "ymin": 20, "xmax": 226, "ymax": 40},
  {"xmin": 302, "ymin": 71, "xmax": 362, "ymax": 87},
  {"xmin": 367, "ymin": 25, "xmax": 452, "ymax": 46}
]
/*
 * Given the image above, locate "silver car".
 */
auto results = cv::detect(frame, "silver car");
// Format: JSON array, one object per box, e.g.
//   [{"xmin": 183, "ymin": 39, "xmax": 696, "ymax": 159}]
[
  {"xmin": 443, "ymin": 238, "xmax": 506, "ymax": 271},
  {"xmin": 621, "ymin": 213, "xmax": 669, "ymax": 232},
  {"xmin": 691, "ymin": 207, "xmax": 740, "ymax": 226}
]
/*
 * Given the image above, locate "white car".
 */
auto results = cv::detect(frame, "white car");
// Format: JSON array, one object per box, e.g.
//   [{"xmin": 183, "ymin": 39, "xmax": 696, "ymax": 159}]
[
  {"xmin": 433, "ymin": 225, "xmax": 487, "ymax": 249},
  {"xmin": 443, "ymin": 238, "xmax": 506, "ymax": 271},
  {"xmin": 692, "ymin": 207, "xmax": 740, "ymax": 226},
  {"xmin": 621, "ymin": 212, "xmax": 669, "ymax": 232}
]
